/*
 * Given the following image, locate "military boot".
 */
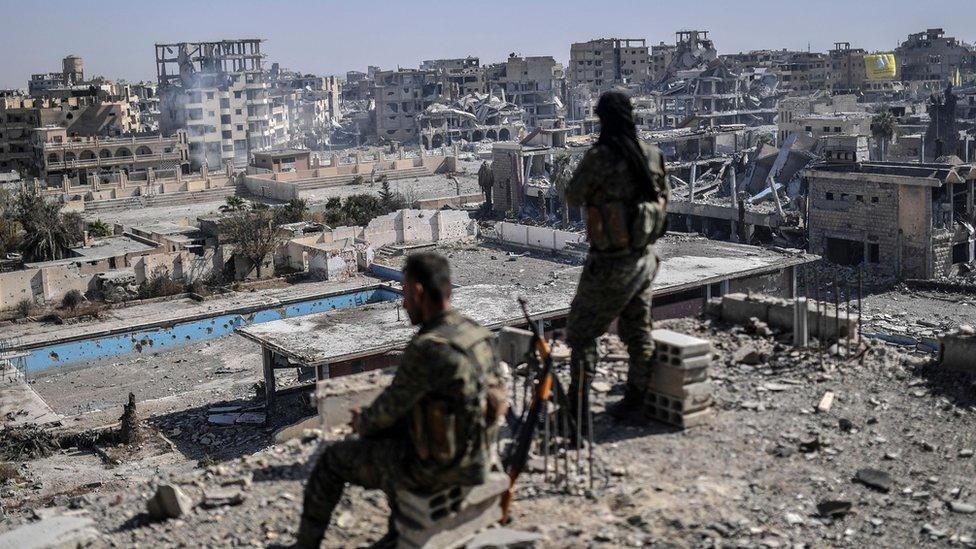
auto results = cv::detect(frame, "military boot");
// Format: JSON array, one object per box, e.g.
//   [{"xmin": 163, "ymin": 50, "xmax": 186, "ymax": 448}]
[{"xmin": 606, "ymin": 384, "xmax": 645, "ymax": 422}]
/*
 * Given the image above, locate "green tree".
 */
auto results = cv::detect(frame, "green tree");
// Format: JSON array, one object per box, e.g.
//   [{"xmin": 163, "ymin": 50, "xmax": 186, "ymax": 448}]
[
  {"xmin": 278, "ymin": 198, "xmax": 309, "ymax": 224},
  {"xmin": 223, "ymin": 208, "xmax": 281, "ymax": 279},
  {"xmin": 871, "ymin": 108, "xmax": 898, "ymax": 161},
  {"xmin": 0, "ymin": 189, "xmax": 22, "ymax": 257},
  {"xmin": 87, "ymin": 219, "xmax": 112, "ymax": 238},
  {"xmin": 550, "ymin": 153, "xmax": 577, "ymax": 226},
  {"xmin": 15, "ymin": 189, "xmax": 82, "ymax": 262},
  {"xmin": 219, "ymin": 195, "xmax": 249, "ymax": 213}
]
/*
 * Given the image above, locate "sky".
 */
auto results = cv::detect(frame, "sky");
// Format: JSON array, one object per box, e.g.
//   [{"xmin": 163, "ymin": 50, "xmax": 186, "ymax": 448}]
[{"xmin": 2, "ymin": 0, "xmax": 975, "ymax": 89}]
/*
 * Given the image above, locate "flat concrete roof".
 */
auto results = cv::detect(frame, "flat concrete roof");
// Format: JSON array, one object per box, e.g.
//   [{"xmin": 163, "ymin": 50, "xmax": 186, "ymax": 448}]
[
  {"xmin": 24, "ymin": 236, "xmax": 157, "ymax": 268},
  {"xmin": 239, "ymin": 236, "xmax": 817, "ymax": 366}
]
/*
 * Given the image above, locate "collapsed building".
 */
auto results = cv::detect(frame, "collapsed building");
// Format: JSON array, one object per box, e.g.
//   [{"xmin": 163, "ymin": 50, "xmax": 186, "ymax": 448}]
[{"xmin": 417, "ymin": 93, "xmax": 525, "ymax": 149}]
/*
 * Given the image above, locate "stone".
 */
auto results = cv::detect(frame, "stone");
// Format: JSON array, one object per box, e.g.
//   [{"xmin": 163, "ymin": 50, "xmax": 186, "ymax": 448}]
[
  {"xmin": 147, "ymin": 484, "xmax": 192, "ymax": 520},
  {"xmin": 236, "ymin": 412, "xmax": 266, "ymax": 425},
  {"xmin": 733, "ymin": 347, "xmax": 764, "ymax": 365},
  {"xmin": 854, "ymin": 468, "xmax": 893, "ymax": 493},
  {"xmin": 817, "ymin": 500, "xmax": 852, "ymax": 518},
  {"xmin": 816, "ymin": 391, "xmax": 834, "ymax": 413},
  {"xmin": 959, "ymin": 449, "xmax": 974, "ymax": 458},
  {"xmin": 948, "ymin": 501, "xmax": 976, "ymax": 514},
  {"xmin": 208, "ymin": 413, "xmax": 239, "ymax": 425},
  {"xmin": 200, "ymin": 488, "xmax": 245, "ymax": 508}
]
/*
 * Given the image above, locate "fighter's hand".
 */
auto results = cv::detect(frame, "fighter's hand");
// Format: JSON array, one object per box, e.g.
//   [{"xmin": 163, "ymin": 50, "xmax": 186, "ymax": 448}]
[{"xmin": 349, "ymin": 406, "xmax": 361, "ymax": 433}]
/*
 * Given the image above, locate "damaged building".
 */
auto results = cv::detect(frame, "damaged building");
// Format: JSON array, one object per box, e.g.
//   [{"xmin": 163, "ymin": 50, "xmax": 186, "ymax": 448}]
[
  {"xmin": 417, "ymin": 92, "xmax": 525, "ymax": 149},
  {"xmin": 155, "ymin": 39, "xmax": 286, "ymax": 170},
  {"xmin": 806, "ymin": 137, "xmax": 976, "ymax": 278}
]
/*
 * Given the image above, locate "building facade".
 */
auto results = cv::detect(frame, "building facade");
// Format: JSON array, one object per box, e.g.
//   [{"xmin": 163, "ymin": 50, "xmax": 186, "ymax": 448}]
[
  {"xmin": 806, "ymin": 151, "xmax": 975, "ymax": 279},
  {"xmin": 372, "ymin": 69, "xmax": 446, "ymax": 143},
  {"xmin": 569, "ymin": 38, "xmax": 649, "ymax": 91},
  {"xmin": 485, "ymin": 55, "xmax": 564, "ymax": 129},
  {"xmin": 895, "ymin": 28, "xmax": 976, "ymax": 83},
  {"xmin": 155, "ymin": 39, "xmax": 285, "ymax": 170}
]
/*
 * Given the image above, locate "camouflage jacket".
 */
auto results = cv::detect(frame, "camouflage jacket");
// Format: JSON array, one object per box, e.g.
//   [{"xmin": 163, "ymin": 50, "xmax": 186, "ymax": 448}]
[
  {"xmin": 565, "ymin": 142, "xmax": 669, "ymax": 255},
  {"xmin": 356, "ymin": 309, "xmax": 501, "ymax": 485}
]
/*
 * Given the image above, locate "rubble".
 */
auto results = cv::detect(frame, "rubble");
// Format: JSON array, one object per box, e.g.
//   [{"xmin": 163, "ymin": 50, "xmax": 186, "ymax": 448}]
[{"xmin": 146, "ymin": 484, "xmax": 192, "ymax": 520}]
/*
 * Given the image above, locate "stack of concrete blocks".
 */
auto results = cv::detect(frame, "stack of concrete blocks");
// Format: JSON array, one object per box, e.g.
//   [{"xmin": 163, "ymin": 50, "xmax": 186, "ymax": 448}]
[
  {"xmin": 395, "ymin": 472, "xmax": 510, "ymax": 549},
  {"xmin": 719, "ymin": 293, "xmax": 858, "ymax": 341},
  {"xmin": 644, "ymin": 329, "xmax": 714, "ymax": 429}
]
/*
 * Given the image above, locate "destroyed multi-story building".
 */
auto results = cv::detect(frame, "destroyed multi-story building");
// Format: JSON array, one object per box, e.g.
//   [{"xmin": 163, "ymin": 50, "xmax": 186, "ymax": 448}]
[
  {"xmin": 776, "ymin": 94, "xmax": 869, "ymax": 144},
  {"xmin": 27, "ymin": 55, "xmax": 85, "ymax": 96},
  {"xmin": 828, "ymin": 42, "xmax": 868, "ymax": 93},
  {"xmin": 650, "ymin": 42, "xmax": 677, "ymax": 81},
  {"xmin": 774, "ymin": 52, "xmax": 829, "ymax": 94},
  {"xmin": 372, "ymin": 68, "xmax": 446, "ymax": 143},
  {"xmin": 895, "ymin": 28, "xmax": 976, "ymax": 83},
  {"xmin": 155, "ymin": 39, "xmax": 286, "ymax": 170},
  {"xmin": 485, "ymin": 55, "xmax": 564, "ymax": 129},
  {"xmin": 0, "ymin": 94, "xmax": 133, "ymax": 176},
  {"xmin": 265, "ymin": 67, "xmax": 341, "ymax": 149},
  {"xmin": 420, "ymin": 57, "xmax": 485, "ymax": 96},
  {"xmin": 654, "ymin": 31, "xmax": 718, "ymax": 85},
  {"xmin": 417, "ymin": 93, "xmax": 524, "ymax": 148},
  {"xmin": 805, "ymin": 137, "xmax": 976, "ymax": 278},
  {"xmin": 569, "ymin": 38, "xmax": 650, "ymax": 92}
]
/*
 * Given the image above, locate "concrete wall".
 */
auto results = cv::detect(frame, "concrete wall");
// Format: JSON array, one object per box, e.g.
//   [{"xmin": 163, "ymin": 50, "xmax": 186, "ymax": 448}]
[
  {"xmin": 242, "ymin": 175, "xmax": 300, "ymax": 201},
  {"xmin": 0, "ymin": 264, "xmax": 94, "ymax": 311},
  {"xmin": 808, "ymin": 174, "xmax": 904, "ymax": 276},
  {"xmin": 134, "ymin": 250, "xmax": 217, "ymax": 285},
  {"xmin": 496, "ymin": 222, "xmax": 584, "ymax": 251}
]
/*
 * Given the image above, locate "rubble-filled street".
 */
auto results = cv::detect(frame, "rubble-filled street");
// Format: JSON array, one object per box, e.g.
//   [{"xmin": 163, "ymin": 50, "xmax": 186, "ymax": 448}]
[{"xmin": 2, "ymin": 314, "xmax": 974, "ymax": 548}]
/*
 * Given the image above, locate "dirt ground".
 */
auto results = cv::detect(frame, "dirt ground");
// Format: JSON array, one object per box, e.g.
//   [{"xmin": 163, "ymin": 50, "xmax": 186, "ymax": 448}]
[{"xmin": 2, "ymin": 311, "xmax": 974, "ymax": 548}]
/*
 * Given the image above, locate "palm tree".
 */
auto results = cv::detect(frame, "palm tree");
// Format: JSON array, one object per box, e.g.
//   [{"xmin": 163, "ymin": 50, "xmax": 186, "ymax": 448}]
[
  {"xmin": 551, "ymin": 153, "xmax": 577, "ymax": 227},
  {"xmin": 87, "ymin": 219, "xmax": 113, "ymax": 238},
  {"xmin": 15, "ymin": 190, "xmax": 82, "ymax": 261},
  {"xmin": 219, "ymin": 195, "xmax": 249, "ymax": 213},
  {"xmin": 871, "ymin": 108, "xmax": 898, "ymax": 161}
]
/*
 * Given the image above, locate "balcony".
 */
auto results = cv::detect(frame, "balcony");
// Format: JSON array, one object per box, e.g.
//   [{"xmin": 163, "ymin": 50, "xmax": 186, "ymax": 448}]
[{"xmin": 45, "ymin": 151, "xmax": 184, "ymax": 172}]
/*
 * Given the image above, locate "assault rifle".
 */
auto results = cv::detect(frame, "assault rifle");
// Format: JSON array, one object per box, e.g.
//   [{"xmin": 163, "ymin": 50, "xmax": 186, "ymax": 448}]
[{"xmin": 500, "ymin": 297, "xmax": 554, "ymax": 523}]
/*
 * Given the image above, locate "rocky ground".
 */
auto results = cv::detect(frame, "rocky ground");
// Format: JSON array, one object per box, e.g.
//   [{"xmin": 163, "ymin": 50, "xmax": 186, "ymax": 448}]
[{"xmin": 2, "ymin": 311, "xmax": 974, "ymax": 548}]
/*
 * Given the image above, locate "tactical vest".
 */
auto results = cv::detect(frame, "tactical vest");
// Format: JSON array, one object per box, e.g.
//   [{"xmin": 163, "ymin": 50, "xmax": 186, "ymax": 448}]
[
  {"xmin": 409, "ymin": 321, "xmax": 496, "ymax": 468},
  {"xmin": 586, "ymin": 145, "xmax": 667, "ymax": 253}
]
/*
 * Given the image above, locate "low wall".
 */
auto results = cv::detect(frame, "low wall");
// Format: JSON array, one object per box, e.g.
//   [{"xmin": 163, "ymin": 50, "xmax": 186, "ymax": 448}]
[
  {"xmin": 496, "ymin": 222, "xmax": 584, "ymax": 251},
  {"xmin": 0, "ymin": 264, "xmax": 96, "ymax": 311},
  {"xmin": 134, "ymin": 250, "xmax": 218, "ymax": 285}
]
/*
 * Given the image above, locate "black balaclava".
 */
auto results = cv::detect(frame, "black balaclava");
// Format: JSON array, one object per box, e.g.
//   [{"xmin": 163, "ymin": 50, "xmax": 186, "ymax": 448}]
[{"xmin": 595, "ymin": 91, "xmax": 656, "ymax": 198}]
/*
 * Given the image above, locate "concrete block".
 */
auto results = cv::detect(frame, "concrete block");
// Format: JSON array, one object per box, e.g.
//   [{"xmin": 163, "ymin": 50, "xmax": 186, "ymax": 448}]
[
  {"xmin": 652, "ymin": 349, "xmax": 712, "ymax": 370},
  {"xmin": 496, "ymin": 327, "xmax": 532, "ymax": 367},
  {"xmin": 941, "ymin": 333, "xmax": 976, "ymax": 373},
  {"xmin": 644, "ymin": 385, "xmax": 713, "ymax": 413},
  {"xmin": 644, "ymin": 400, "xmax": 714, "ymax": 429},
  {"xmin": 647, "ymin": 364, "xmax": 709, "ymax": 396},
  {"xmin": 651, "ymin": 329, "xmax": 711, "ymax": 358},
  {"xmin": 720, "ymin": 293, "xmax": 771, "ymax": 324},
  {"xmin": 396, "ymin": 472, "xmax": 509, "ymax": 549},
  {"xmin": 467, "ymin": 527, "xmax": 543, "ymax": 548}
]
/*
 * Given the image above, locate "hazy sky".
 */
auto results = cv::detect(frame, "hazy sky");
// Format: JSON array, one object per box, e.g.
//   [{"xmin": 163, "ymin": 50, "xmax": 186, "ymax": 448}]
[{"xmin": 2, "ymin": 0, "xmax": 974, "ymax": 89}]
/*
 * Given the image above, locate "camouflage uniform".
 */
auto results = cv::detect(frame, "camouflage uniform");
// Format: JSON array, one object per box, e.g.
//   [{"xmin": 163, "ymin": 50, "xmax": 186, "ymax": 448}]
[
  {"xmin": 564, "ymin": 143, "xmax": 669, "ymax": 410},
  {"xmin": 297, "ymin": 309, "xmax": 502, "ymax": 547}
]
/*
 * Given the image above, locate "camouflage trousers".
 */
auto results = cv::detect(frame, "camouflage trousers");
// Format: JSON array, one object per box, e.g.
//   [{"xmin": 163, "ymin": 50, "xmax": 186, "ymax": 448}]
[
  {"xmin": 297, "ymin": 436, "xmax": 422, "ymax": 547},
  {"xmin": 566, "ymin": 250, "xmax": 658, "ymax": 409}
]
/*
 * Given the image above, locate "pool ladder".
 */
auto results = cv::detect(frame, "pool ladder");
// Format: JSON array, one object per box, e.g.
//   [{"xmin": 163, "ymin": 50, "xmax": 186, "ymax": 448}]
[{"xmin": 0, "ymin": 337, "xmax": 28, "ymax": 382}]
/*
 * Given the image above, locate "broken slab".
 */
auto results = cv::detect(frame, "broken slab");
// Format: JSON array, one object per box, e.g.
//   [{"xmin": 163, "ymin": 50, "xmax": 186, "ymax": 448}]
[
  {"xmin": 0, "ymin": 514, "xmax": 98, "ymax": 549},
  {"xmin": 466, "ymin": 527, "xmax": 543, "ymax": 548}
]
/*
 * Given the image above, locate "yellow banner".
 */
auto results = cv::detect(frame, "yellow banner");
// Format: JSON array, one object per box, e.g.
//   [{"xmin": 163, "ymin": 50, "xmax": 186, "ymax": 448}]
[{"xmin": 865, "ymin": 53, "xmax": 897, "ymax": 80}]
